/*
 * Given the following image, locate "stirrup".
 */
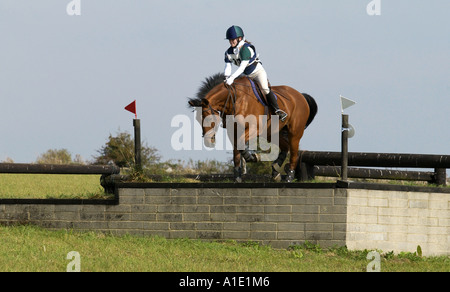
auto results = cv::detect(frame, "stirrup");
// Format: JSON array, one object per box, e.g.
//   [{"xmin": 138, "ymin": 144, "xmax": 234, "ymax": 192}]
[{"xmin": 275, "ymin": 109, "xmax": 288, "ymax": 122}]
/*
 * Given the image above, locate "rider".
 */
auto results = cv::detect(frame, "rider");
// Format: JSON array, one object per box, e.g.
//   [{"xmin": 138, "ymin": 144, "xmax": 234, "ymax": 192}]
[{"xmin": 224, "ymin": 25, "xmax": 288, "ymax": 122}]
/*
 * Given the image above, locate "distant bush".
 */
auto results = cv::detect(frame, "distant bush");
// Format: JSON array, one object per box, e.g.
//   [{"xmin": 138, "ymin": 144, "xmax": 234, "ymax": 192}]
[
  {"xmin": 93, "ymin": 130, "xmax": 161, "ymax": 169},
  {"xmin": 1, "ymin": 157, "xmax": 14, "ymax": 163},
  {"xmin": 36, "ymin": 149, "xmax": 74, "ymax": 164},
  {"xmin": 36, "ymin": 149, "xmax": 88, "ymax": 165}
]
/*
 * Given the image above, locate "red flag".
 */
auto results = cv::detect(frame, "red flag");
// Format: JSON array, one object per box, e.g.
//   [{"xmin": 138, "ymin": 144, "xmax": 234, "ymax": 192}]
[{"xmin": 125, "ymin": 100, "xmax": 137, "ymax": 119}]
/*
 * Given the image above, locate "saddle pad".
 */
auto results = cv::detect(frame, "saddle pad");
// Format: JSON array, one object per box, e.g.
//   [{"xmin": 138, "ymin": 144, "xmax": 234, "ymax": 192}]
[{"xmin": 248, "ymin": 78, "xmax": 277, "ymax": 107}]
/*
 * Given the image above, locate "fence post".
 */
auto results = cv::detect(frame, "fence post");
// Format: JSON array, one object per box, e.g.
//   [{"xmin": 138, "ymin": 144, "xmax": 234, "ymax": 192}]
[
  {"xmin": 133, "ymin": 119, "xmax": 142, "ymax": 171},
  {"xmin": 434, "ymin": 168, "xmax": 447, "ymax": 186},
  {"xmin": 341, "ymin": 114, "xmax": 349, "ymax": 181},
  {"xmin": 297, "ymin": 162, "xmax": 315, "ymax": 181}
]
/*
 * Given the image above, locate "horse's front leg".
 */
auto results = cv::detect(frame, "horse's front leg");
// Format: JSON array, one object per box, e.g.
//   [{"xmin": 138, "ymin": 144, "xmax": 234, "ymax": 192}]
[
  {"xmin": 272, "ymin": 151, "xmax": 287, "ymax": 182},
  {"xmin": 271, "ymin": 127, "xmax": 289, "ymax": 181},
  {"xmin": 226, "ymin": 122, "xmax": 245, "ymax": 183},
  {"xmin": 227, "ymin": 117, "xmax": 253, "ymax": 182},
  {"xmin": 284, "ymin": 134, "xmax": 302, "ymax": 182},
  {"xmin": 233, "ymin": 148, "xmax": 243, "ymax": 183}
]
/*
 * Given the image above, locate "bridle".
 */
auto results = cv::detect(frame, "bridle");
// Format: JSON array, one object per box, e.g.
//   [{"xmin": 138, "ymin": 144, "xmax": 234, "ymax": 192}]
[{"xmin": 200, "ymin": 83, "xmax": 238, "ymax": 137}]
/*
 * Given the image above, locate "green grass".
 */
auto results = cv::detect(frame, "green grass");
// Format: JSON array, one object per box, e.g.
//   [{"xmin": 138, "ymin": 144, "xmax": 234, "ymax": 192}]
[
  {"xmin": 0, "ymin": 225, "xmax": 448, "ymax": 272},
  {"xmin": 0, "ymin": 174, "xmax": 448, "ymax": 271},
  {"xmin": 0, "ymin": 174, "xmax": 109, "ymax": 199}
]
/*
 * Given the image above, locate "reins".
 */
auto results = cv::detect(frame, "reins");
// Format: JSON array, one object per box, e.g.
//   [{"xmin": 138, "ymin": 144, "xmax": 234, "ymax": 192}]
[
  {"xmin": 222, "ymin": 83, "xmax": 237, "ymax": 119},
  {"xmin": 218, "ymin": 81, "xmax": 257, "ymax": 118},
  {"xmin": 203, "ymin": 80, "xmax": 272, "ymax": 126},
  {"xmin": 201, "ymin": 83, "xmax": 237, "ymax": 118}
]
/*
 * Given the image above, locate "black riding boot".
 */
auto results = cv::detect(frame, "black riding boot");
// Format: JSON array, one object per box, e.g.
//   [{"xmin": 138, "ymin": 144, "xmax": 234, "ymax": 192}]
[{"xmin": 266, "ymin": 90, "xmax": 288, "ymax": 122}]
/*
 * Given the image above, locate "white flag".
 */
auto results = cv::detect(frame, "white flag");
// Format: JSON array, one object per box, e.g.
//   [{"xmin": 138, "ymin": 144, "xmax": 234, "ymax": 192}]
[{"xmin": 340, "ymin": 95, "xmax": 356, "ymax": 112}]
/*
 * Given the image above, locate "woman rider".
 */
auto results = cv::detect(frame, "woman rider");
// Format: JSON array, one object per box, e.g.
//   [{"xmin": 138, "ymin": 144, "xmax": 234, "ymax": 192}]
[{"xmin": 224, "ymin": 25, "xmax": 288, "ymax": 122}]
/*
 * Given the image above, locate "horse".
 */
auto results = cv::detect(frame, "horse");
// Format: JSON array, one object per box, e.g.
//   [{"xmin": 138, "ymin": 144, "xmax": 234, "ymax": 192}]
[{"xmin": 188, "ymin": 73, "xmax": 318, "ymax": 182}]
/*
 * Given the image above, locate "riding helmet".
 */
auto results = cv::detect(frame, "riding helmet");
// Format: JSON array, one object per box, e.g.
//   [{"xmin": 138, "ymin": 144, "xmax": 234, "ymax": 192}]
[{"xmin": 226, "ymin": 25, "xmax": 244, "ymax": 40}]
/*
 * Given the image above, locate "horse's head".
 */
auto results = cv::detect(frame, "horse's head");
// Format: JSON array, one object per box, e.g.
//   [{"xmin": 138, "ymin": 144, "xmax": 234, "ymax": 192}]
[
  {"xmin": 188, "ymin": 98, "xmax": 222, "ymax": 148},
  {"xmin": 188, "ymin": 73, "xmax": 236, "ymax": 148}
]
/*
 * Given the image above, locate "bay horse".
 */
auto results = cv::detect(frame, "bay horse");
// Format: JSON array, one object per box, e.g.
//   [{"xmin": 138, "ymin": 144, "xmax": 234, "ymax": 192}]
[{"xmin": 188, "ymin": 73, "xmax": 317, "ymax": 182}]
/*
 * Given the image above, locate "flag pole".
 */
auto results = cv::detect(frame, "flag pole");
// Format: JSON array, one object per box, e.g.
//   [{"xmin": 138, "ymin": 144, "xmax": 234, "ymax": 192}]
[
  {"xmin": 124, "ymin": 99, "xmax": 141, "ymax": 171},
  {"xmin": 341, "ymin": 114, "xmax": 349, "ymax": 181},
  {"xmin": 339, "ymin": 95, "xmax": 356, "ymax": 182},
  {"xmin": 133, "ymin": 118, "xmax": 142, "ymax": 171}
]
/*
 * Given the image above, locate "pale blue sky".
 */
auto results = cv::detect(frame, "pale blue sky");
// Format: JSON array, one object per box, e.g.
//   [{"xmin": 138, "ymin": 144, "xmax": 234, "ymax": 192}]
[{"xmin": 0, "ymin": 0, "xmax": 449, "ymax": 166}]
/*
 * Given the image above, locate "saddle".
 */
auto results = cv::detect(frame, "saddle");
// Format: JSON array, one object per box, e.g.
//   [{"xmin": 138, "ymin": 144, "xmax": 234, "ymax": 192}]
[
  {"xmin": 247, "ymin": 78, "xmax": 277, "ymax": 108},
  {"xmin": 221, "ymin": 78, "xmax": 278, "ymax": 129}
]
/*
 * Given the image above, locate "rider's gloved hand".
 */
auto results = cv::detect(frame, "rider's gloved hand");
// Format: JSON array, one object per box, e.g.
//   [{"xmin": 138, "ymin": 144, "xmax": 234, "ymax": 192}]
[{"xmin": 225, "ymin": 76, "xmax": 235, "ymax": 86}]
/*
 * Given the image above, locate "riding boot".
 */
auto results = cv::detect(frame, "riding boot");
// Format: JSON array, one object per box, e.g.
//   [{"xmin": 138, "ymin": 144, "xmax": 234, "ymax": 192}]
[{"xmin": 266, "ymin": 90, "xmax": 288, "ymax": 122}]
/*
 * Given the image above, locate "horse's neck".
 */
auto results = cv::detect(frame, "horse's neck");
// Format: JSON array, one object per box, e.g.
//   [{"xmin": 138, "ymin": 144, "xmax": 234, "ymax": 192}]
[
  {"xmin": 207, "ymin": 88, "xmax": 235, "ymax": 116},
  {"xmin": 208, "ymin": 90, "xmax": 230, "ymax": 113},
  {"xmin": 209, "ymin": 84, "xmax": 264, "ymax": 116}
]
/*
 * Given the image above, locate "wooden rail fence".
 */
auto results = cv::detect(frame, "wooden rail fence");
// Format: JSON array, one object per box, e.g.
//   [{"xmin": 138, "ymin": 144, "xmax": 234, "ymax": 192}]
[
  {"xmin": 0, "ymin": 163, "xmax": 120, "ymax": 193},
  {"xmin": 297, "ymin": 151, "xmax": 449, "ymax": 185},
  {"xmin": 0, "ymin": 163, "xmax": 120, "ymax": 175}
]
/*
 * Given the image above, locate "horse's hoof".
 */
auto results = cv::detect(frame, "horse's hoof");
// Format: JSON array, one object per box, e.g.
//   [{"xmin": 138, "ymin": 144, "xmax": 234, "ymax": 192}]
[
  {"xmin": 272, "ymin": 163, "xmax": 282, "ymax": 173},
  {"xmin": 284, "ymin": 164, "xmax": 295, "ymax": 182},
  {"xmin": 272, "ymin": 173, "xmax": 281, "ymax": 182},
  {"xmin": 242, "ymin": 150, "xmax": 259, "ymax": 162},
  {"xmin": 272, "ymin": 165, "xmax": 281, "ymax": 182},
  {"xmin": 242, "ymin": 150, "xmax": 251, "ymax": 161}
]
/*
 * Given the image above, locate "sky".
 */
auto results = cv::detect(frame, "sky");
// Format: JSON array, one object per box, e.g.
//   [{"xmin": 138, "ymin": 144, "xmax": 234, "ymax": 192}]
[{"xmin": 0, "ymin": 0, "xmax": 449, "ymax": 169}]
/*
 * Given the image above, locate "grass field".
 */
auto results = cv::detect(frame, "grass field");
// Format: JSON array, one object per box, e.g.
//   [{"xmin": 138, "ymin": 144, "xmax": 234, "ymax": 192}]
[
  {"xmin": 0, "ymin": 225, "xmax": 448, "ymax": 272},
  {"xmin": 0, "ymin": 174, "xmax": 108, "ymax": 199},
  {"xmin": 0, "ymin": 174, "xmax": 448, "ymax": 272}
]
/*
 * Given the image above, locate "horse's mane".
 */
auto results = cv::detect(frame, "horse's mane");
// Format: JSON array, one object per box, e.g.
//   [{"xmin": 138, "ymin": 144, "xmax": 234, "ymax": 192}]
[{"xmin": 188, "ymin": 72, "xmax": 225, "ymax": 107}]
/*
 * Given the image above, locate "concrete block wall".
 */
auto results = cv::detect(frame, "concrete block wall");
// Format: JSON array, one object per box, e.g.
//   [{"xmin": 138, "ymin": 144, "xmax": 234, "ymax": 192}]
[
  {"xmin": 0, "ymin": 182, "xmax": 449, "ymax": 255},
  {"xmin": 0, "ymin": 183, "xmax": 346, "ymax": 249},
  {"xmin": 116, "ymin": 185, "xmax": 347, "ymax": 249},
  {"xmin": 346, "ymin": 187, "xmax": 450, "ymax": 256}
]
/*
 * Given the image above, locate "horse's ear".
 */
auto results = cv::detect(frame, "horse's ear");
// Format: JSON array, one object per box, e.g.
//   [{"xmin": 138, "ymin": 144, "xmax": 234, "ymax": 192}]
[
  {"xmin": 188, "ymin": 98, "xmax": 208, "ymax": 108},
  {"xmin": 188, "ymin": 99, "xmax": 201, "ymax": 107}
]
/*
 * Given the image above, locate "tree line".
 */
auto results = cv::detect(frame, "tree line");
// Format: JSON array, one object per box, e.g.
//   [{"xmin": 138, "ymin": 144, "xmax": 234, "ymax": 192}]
[
  {"xmin": 1, "ymin": 130, "xmax": 273, "ymax": 175},
  {"xmin": 1, "ymin": 131, "xmax": 232, "ymax": 175}
]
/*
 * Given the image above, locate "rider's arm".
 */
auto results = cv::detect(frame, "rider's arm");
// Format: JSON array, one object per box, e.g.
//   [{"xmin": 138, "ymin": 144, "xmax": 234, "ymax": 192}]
[
  {"xmin": 224, "ymin": 62, "xmax": 232, "ymax": 78},
  {"xmin": 227, "ymin": 45, "xmax": 251, "ymax": 83},
  {"xmin": 228, "ymin": 60, "xmax": 249, "ymax": 82}
]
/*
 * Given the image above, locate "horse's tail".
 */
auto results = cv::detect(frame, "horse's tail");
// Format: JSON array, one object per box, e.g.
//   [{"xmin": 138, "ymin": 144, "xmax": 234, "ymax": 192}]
[{"xmin": 302, "ymin": 93, "xmax": 318, "ymax": 129}]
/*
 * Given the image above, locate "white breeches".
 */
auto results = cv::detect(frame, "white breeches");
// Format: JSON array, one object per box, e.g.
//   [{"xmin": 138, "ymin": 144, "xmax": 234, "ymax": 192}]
[{"xmin": 248, "ymin": 65, "xmax": 270, "ymax": 95}]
